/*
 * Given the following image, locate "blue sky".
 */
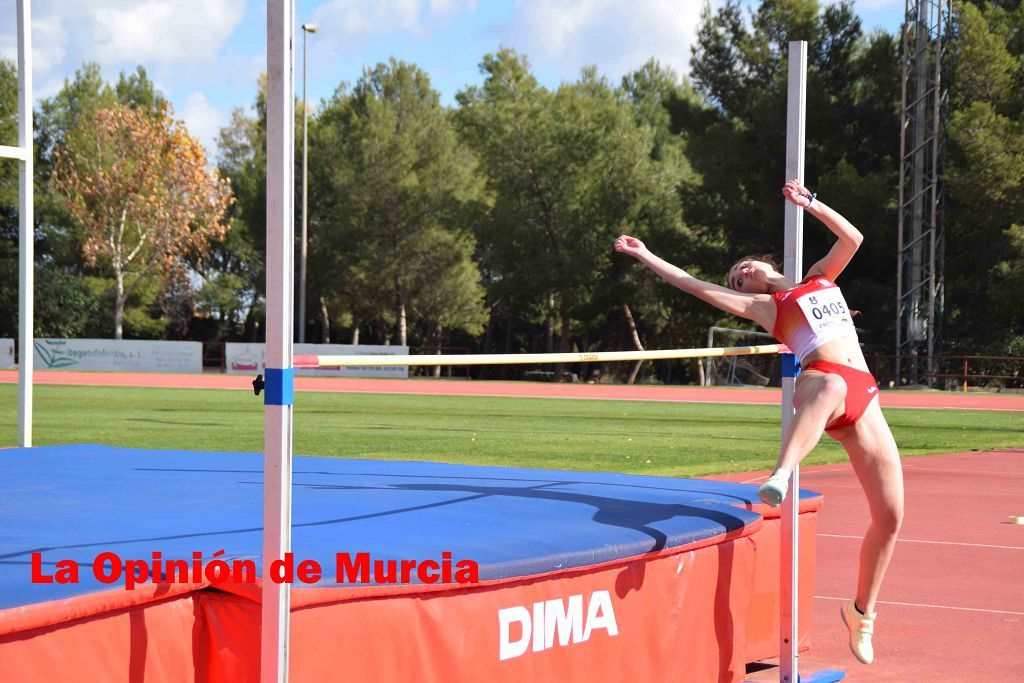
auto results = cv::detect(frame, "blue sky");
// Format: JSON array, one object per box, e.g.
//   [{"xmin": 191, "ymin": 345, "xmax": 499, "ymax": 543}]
[{"xmin": 0, "ymin": 0, "xmax": 906, "ymax": 158}]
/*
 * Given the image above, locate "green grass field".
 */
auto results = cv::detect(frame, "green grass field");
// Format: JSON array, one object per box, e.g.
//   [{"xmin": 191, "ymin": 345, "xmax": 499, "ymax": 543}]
[{"xmin": 2, "ymin": 384, "xmax": 1021, "ymax": 477}]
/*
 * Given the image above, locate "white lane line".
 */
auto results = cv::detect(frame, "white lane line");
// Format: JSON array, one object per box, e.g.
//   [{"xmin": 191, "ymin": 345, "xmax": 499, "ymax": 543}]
[
  {"xmin": 814, "ymin": 595, "xmax": 1024, "ymax": 616},
  {"xmin": 819, "ymin": 533, "xmax": 1024, "ymax": 551},
  {"xmin": 798, "ymin": 480, "xmax": 1024, "ymax": 498},
  {"xmin": 902, "ymin": 467, "xmax": 1024, "ymax": 475}
]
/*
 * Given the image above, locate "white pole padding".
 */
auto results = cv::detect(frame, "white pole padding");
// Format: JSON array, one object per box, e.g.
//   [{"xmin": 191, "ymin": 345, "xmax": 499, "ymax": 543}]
[{"xmin": 297, "ymin": 344, "xmax": 786, "ymax": 368}]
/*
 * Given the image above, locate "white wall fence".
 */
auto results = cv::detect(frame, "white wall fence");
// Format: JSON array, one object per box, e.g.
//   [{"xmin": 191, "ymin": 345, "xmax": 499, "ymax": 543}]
[
  {"xmin": 32, "ymin": 339, "xmax": 203, "ymax": 373},
  {"xmin": 0, "ymin": 339, "xmax": 13, "ymax": 369},
  {"xmin": 226, "ymin": 343, "xmax": 409, "ymax": 379}
]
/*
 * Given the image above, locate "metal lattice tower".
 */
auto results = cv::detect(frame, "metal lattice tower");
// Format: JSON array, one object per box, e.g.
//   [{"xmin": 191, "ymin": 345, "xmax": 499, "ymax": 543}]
[{"xmin": 896, "ymin": 0, "xmax": 951, "ymax": 385}]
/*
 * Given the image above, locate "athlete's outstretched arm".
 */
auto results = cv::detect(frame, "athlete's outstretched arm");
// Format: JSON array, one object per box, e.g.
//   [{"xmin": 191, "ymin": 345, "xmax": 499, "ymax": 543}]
[
  {"xmin": 614, "ymin": 235, "xmax": 774, "ymax": 330},
  {"xmin": 783, "ymin": 179, "xmax": 863, "ymax": 281}
]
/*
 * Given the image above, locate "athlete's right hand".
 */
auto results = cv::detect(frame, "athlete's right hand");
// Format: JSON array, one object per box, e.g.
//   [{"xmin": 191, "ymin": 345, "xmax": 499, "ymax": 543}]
[
  {"xmin": 782, "ymin": 178, "xmax": 814, "ymax": 207},
  {"xmin": 614, "ymin": 235, "xmax": 647, "ymax": 259}
]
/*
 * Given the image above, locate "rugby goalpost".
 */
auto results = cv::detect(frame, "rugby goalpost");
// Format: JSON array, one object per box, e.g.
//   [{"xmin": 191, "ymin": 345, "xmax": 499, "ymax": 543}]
[{"xmin": 4, "ymin": 0, "xmax": 33, "ymax": 448}]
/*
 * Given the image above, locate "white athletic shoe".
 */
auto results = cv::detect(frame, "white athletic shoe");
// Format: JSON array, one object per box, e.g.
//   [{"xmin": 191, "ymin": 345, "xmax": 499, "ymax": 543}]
[
  {"xmin": 757, "ymin": 472, "xmax": 789, "ymax": 507},
  {"xmin": 840, "ymin": 598, "xmax": 876, "ymax": 664}
]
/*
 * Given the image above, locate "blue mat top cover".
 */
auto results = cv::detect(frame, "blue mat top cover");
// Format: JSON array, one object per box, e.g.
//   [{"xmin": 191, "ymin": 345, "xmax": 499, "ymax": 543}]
[{"xmin": 0, "ymin": 445, "xmax": 818, "ymax": 611}]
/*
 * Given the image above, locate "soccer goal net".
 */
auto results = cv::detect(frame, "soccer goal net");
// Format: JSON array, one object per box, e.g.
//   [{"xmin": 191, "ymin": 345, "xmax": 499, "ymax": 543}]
[{"xmin": 705, "ymin": 327, "xmax": 781, "ymax": 387}]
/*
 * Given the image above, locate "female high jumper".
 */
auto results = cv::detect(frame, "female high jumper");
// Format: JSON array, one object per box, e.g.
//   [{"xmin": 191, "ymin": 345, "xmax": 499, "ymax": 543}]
[{"xmin": 614, "ymin": 179, "xmax": 903, "ymax": 665}]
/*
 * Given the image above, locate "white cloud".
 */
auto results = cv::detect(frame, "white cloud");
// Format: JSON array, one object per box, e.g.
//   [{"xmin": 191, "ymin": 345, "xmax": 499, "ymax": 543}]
[
  {"xmin": 0, "ymin": 10, "xmax": 20, "ymax": 64},
  {"xmin": 0, "ymin": 0, "xmax": 247, "ymax": 152},
  {"xmin": 0, "ymin": 12, "xmax": 66, "ymax": 92},
  {"xmin": 91, "ymin": 0, "xmax": 246, "ymax": 65},
  {"xmin": 179, "ymin": 91, "xmax": 227, "ymax": 157},
  {"xmin": 0, "ymin": 1, "xmax": 245, "ymax": 77},
  {"xmin": 30, "ymin": 15, "xmax": 68, "ymax": 75},
  {"xmin": 508, "ymin": 0, "xmax": 712, "ymax": 82},
  {"xmin": 312, "ymin": 0, "xmax": 477, "ymax": 46}
]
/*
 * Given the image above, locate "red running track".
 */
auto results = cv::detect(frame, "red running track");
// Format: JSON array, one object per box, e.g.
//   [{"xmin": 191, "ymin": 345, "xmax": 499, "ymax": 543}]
[
  {"xmin": 2, "ymin": 370, "xmax": 1024, "ymax": 412},
  {"xmin": 715, "ymin": 451, "xmax": 1024, "ymax": 682}
]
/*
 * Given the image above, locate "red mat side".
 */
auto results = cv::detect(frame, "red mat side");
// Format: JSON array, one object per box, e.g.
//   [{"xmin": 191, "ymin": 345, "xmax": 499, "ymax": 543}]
[
  {"xmin": 0, "ymin": 592, "xmax": 201, "ymax": 682},
  {"xmin": 289, "ymin": 534, "xmax": 759, "ymax": 683},
  {"xmin": 0, "ymin": 510, "xmax": 819, "ymax": 682},
  {"xmin": 744, "ymin": 510, "xmax": 819, "ymax": 661}
]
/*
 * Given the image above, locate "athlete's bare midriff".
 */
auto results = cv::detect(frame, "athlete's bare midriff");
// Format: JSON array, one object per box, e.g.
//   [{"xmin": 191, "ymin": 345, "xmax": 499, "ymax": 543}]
[{"xmin": 801, "ymin": 337, "xmax": 870, "ymax": 373}]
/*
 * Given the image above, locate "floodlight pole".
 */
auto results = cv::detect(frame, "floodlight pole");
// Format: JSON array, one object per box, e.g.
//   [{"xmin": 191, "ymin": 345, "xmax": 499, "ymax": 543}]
[
  {"xmin": 781, "ymin": 40, "xmax": 844, "ymax": 683},
  {"xmin": 298, "ymin": 22, "xmax": 318, "ymax": 344},
  {"xmin": 264, "ymin": 1, "xmax": 295, "ymax": 681}
]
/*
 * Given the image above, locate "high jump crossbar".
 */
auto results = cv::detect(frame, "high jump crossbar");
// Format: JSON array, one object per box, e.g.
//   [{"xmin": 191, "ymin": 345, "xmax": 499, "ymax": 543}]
[{"xmin": 295, "ymin": 344, "xmax": 786, "ymax": 368}]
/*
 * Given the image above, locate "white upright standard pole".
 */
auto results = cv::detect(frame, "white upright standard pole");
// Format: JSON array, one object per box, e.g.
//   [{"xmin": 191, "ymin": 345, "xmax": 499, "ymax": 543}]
[
  {"xmin": 263, "ymin": 1, "xmax": 295, "ymax": 681},
  {"xmin": 17, "ymin": 0, "xmax": 34, "ymax": 448},
  {"xmin": 779, "ymin": 41, "xmax": 845, "ymax": 683},
  {"xmin": 780, "ymin": 40, "xmax": 807, "ymax": 683}
]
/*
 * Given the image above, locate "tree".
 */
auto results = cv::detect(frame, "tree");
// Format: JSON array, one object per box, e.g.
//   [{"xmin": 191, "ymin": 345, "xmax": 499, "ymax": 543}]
[
  {"xmin": 457, "ymin": 50, "xmax": 691, "ymax": 369},
  {"xmin": 3, "ymin": 63, "xmax": 109, "ymax": 338},
  {"xmin": 405, "ymin": 226, "xmax": 488, "ymax": 341},
  {"xmin": 686, "ymin": 0, "xmax": 901, "ymax": 353},
  {"xmin": 0, "ymin": 59, "xmax": 17, "ymax": 227},
  {"xmin": 22, "ymin": 64, "xmax": 178, "ymax": 338},
  {"xmin": 36, "ymin": 64, "xmax": 118, "ymax": 165},
  {"xmin": 115, "ymin": 66, "xmax": 168, "ymax": 113},
  {"xmin": 942, "ymin": 1, "xmax": 1024, "ymax": 354},
  {"xmin": 53, "ymin": 106, "xmax": 233, "ymax": 338},
  {"xmin": 617, "ymin": 60, "xmax": 720, "ymax": 382},
  {"xmin": 0, "ymin": 59, "xmax": 21, "ymax": 338},
  {"xmin": 311, "ymin": 59, "xmax": 488, "ymax": 346},
  {"xmin": 206, "ymin": 78, "xmax": 268, "ymax": 341}
]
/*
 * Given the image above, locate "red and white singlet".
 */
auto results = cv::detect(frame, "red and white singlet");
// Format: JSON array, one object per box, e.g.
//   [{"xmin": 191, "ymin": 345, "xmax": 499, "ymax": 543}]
[{"xmin": 771, "ymin": 277, "xmax": 857, "ymax": 364}]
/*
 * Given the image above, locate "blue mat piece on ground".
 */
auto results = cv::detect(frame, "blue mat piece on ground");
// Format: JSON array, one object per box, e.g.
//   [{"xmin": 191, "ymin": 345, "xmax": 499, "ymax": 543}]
[{"xmin": 0, "ymin": 444, "xmax": 819, "ymax": 611}]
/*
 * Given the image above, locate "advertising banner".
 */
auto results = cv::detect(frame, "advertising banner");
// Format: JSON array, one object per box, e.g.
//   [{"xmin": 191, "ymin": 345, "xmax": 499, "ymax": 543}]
[
  {"xmin": 33, "ymin": 339, "xmax": 202, "ymax": 373},
  {"xmin": 225, "ymin": 343, "xmax": 409, "ymax": 379}
]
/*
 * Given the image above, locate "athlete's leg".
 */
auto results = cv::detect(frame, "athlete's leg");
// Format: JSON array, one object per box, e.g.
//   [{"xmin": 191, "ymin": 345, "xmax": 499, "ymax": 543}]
[
  {"xmin": 834, "ymin": 401, "xmax": 904, "ymax": 613},
  {"xmin": 759, "ymin": 370, "xmax": 847, "ymax": 506},
  {"xmin": 774, "ymin": 370, "xmax": 847, "ymax": 472},
  {"xmin": 828, "ymin": 400, "xmax": 903, "ymax": 663}
]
